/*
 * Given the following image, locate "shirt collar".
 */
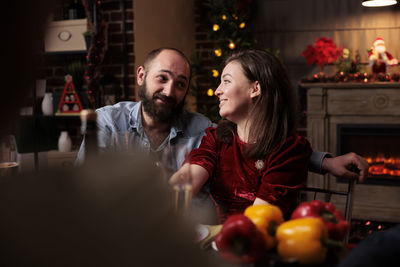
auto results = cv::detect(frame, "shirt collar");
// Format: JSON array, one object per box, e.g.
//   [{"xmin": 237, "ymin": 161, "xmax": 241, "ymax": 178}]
[{"xmin": 129, "ymin": 101, "xmax": 185, "ymax": 137}]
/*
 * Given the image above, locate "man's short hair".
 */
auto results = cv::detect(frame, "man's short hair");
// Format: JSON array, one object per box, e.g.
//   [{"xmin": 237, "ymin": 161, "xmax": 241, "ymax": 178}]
[{"xmin": 143, "ymin": 47, "xmax": 192, "ymax": 86}]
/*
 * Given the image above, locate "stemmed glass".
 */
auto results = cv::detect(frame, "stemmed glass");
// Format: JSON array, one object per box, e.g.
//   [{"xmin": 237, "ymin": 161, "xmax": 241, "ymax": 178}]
[
  {"xmin": 171, "ymin": 151, "xmax": 193, "ymax": 214},
  {"xmin": 0, "ymin": 135, "xmax": 19, "ymax": 177}
]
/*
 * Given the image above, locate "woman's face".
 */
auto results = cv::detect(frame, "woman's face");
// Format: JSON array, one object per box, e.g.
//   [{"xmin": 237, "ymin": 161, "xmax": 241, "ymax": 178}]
[{"xmin": 215, "ymin": 61, "xmax": 257, "ymax": 124}]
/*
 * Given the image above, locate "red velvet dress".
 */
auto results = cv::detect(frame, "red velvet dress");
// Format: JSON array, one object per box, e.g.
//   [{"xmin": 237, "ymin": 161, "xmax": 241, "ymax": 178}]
[{"xmin": 188, "ymin": 127, "xmax": 312, "ymax": 223}]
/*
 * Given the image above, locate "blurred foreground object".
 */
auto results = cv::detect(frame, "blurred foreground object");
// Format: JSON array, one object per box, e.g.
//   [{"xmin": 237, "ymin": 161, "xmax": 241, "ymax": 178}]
[
  {"xmin": 0, "ymin": 135, "xmax": 19, "ymax": 177},
  {"xmin": 244, "ymin": 204, "xmax": 284, "ymax": 250},
  {"xmin": 215, "ymin": 214, "xmax": 266, "ymax": 264},
  {"xmin": 0, "ymin": 152, "xmax": 223, "ymax": 267},
  {"xmin": 291, "ymin": 200, "xmax": 350, "ymax": 241},
  {"xmin": 276, "ymin": 218, "xmax": 331, "ymax": 265},
  {"xmin": 80, "ymin": 109, "xmax": 98, "ymax": 159}
]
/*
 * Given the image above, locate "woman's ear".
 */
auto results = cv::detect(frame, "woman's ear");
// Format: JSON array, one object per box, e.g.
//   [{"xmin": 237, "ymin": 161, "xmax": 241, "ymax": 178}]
[
  {"xmin": 137, "ymin": 66, "xmax": 145, "ymax": 86},
  {"xmin": 250, "ymin": 81, "xmax": 261, "ymax": 98}
]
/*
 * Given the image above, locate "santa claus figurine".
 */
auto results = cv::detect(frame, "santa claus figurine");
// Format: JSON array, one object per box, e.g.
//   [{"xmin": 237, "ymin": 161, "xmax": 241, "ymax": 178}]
[{"xmin": 368, "ymin": 37, "xmax": 398, "ymax": 74}]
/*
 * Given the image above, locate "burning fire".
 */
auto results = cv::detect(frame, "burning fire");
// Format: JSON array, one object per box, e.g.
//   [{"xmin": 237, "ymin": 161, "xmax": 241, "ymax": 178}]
[{"xmin": 366, "ymin": 156, "xmax": 400, "ymax": 177}]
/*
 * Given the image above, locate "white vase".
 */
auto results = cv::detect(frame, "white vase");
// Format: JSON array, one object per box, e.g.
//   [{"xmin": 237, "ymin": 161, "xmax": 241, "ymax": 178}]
[
  {"xmin": 58, "ymin": 131, "xmax": 72, "ymax": 152},
  {"xmin": 41, "ymin": 92, "xmax": 53, "ymax": 116}
]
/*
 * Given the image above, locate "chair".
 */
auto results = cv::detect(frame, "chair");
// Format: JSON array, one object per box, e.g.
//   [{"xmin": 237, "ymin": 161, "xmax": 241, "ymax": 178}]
[{"xmin": 299, "ymin": 178, "xmax": 356, "ymax": 243}]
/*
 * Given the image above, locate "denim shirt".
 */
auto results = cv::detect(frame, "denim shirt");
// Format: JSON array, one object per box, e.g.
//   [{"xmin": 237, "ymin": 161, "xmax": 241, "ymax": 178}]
[{"xmin": 76, "ymin": 101, "xmax": 213, "ymax": 177}]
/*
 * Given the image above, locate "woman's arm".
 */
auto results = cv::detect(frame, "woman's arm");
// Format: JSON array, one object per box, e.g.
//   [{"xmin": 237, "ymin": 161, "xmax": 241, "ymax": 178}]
[
  {"xmin": 256, "ymin": 135, "xmax": 312, "ymax": 215},
  {"xmin": 169, "ymin": 163, "xmax": 210, "ymax": 195}
]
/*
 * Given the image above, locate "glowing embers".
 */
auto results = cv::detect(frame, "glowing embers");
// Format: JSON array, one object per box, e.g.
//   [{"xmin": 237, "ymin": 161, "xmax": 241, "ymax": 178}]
[{"xmin": 366, "ymin": 155, "xmax": 400, "ymax": 177}]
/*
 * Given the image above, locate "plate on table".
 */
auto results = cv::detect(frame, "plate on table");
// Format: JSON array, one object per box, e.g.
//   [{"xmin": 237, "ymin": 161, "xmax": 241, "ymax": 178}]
[{"xmin": 194, "ymin": 224, "xmax": 210, "ymax": 243}]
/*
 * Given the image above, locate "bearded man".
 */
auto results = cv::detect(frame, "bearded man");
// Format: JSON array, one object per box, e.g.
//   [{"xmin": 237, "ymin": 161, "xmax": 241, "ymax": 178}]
[{"xmin": 77, "ymin": 48, "xmax": 212, "ymax": 177}]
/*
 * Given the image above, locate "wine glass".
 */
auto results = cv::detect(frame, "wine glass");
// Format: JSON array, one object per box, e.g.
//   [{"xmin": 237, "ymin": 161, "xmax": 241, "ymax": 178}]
[
  {"xmin": 171, "ymin": 154, "xmax": 193, "ymax": 214},
  {"xmin": 0, "ymin": 135, "xmax": 19, "ymax": 177}
]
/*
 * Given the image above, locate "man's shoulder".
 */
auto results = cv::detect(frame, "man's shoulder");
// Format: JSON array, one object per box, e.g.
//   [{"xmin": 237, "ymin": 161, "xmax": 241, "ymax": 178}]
[
  {"xmin": 96, "ymin": 101, "xmax": 138, "ymax": 118},
  {"xmin": 95, "ymin": 101, "xmax": 139, "ymax": 128},
  {"xmin": 180, "ymin": 110, "xmax": 213, "ymax": 136}
]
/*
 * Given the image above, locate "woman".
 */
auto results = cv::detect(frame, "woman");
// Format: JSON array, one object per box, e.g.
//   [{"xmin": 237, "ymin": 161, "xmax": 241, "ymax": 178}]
[{"xmin": 170, "ymin": 50, "xmax": 312, "ymax": 222}]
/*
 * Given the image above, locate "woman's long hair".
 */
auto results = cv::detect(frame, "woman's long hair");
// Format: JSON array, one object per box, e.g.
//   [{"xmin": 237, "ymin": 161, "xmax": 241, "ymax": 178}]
[{"xmin": 216, "ymin": 50, "xmax": 298, "ymax": 158}]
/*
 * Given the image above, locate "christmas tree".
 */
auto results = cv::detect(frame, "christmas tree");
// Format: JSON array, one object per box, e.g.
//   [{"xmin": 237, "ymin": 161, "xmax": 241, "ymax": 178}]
[{"xmin": 192, "ymin": 0, "xmax": 257, "ymax": 122}]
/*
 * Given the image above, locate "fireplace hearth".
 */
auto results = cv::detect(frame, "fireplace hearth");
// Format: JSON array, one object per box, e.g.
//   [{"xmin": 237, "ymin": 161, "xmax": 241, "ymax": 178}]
[
  {"xmin": 337, "ymin": 124, "xmax": 400, "ymax": 186},
  {"xmin": 302, "ymin": 82, "xmax": 400, "ymax": 223}
]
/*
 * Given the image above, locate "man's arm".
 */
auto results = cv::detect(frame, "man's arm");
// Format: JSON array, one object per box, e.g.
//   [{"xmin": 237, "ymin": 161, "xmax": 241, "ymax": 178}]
[{"xmin": 310, "ymin": 151, "xmax": 369, "ymax": 183}]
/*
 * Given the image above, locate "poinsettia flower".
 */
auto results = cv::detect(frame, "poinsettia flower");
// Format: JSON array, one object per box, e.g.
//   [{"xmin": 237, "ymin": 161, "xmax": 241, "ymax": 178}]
[
  {"xmin": 301, "ymin": 45, "xmax": 316, "ymax": 66},
  {"xmin": 302, "ymin": 37, "xmax": 342, "ymax": 68}
]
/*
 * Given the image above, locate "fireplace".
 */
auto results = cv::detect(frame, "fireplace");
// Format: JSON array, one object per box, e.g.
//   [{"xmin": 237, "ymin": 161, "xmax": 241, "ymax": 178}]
[
  {"xmin": 337, "ymin": 124, "xmax": 400, "ymax": 186},
  {"xmin": 302, "ymin": 82, "xmax": 400, "ymax": 223}
]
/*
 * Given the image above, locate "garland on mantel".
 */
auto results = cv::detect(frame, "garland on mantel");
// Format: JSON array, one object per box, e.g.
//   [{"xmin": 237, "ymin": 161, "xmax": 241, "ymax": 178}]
[{"xmin": 301, "ymin": 72, "xmax": 400, "ymax": 83}]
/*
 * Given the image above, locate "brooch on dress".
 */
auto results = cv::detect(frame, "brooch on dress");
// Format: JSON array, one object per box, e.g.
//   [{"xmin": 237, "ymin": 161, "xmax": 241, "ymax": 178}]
[{"xmin": 255, "ymin": 159, "xmax": 264, "ymax": 170}]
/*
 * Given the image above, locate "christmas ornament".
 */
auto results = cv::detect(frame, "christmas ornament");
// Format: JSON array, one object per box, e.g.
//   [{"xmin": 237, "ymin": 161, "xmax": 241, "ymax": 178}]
[{"xmin": 368, "ymin": 37, "xmax": 398, "ymax": 74}]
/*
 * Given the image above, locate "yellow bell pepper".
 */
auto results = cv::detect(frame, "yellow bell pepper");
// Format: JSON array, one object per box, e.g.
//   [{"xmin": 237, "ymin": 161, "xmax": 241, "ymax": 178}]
[
  {"xmin": 244, "ymin": 204, "xmax": 284, "ymax": 250},
  {"xmin": 276, "ymin": 217, "xmax": 328, "ymax": 265}
]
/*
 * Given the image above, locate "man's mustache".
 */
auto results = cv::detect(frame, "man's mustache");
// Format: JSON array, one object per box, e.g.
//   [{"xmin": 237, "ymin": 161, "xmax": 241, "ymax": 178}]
[{"xmin": 153, "ymin": 93, "xmax": 176, "ymax": 106}]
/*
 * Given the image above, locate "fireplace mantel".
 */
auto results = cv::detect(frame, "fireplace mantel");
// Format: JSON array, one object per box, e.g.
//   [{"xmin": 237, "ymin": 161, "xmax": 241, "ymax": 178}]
[
  {"xmin": 300, "ymin": 82, "xmax": 400, "ymax": 89},
  {"xmin": 300, "ymin": 82, "xmax": 400, "ymax": 223}
]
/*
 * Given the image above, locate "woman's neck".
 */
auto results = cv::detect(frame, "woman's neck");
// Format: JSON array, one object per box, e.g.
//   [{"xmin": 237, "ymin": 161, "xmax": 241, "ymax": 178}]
[{"xmin": 236, "ymin": 120, "xmax": 252, "ymax": 143}]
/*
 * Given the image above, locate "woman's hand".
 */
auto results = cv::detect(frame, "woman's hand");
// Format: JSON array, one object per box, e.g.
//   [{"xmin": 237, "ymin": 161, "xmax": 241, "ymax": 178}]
[{"xmin": 169, "ymin": 163, "xmax": 210, "ymax": 195}]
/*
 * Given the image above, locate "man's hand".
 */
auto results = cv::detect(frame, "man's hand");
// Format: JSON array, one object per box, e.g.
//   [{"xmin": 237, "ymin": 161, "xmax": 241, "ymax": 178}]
[{"xmin": 322, "ymin": 152, "xmax": 369, "ymax": 182}]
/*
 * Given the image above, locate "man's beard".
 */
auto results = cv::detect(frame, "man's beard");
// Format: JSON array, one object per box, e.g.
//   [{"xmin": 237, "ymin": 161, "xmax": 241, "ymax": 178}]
[{"xmin": 139, "ymin": 81, "xmax": 185, "ymax": 123}]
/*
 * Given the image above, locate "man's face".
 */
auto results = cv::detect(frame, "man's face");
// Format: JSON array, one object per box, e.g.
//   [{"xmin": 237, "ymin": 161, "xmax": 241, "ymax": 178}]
[{"xmin": 137, "ymin": 50, "xmax": 190, "ymax": 123}]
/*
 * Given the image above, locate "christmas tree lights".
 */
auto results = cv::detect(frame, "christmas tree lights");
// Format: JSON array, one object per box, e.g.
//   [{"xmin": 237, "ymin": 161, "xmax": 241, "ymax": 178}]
[{"xmin": 192, "ymin": 0, "xmax": 256, "ymax": 122}]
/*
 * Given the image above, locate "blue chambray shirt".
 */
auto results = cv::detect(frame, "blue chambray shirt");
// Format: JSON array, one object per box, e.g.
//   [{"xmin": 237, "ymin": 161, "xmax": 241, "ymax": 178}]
[{"xmin": 76, "ymin": 101, "xmax": 214, "ymax": 177}]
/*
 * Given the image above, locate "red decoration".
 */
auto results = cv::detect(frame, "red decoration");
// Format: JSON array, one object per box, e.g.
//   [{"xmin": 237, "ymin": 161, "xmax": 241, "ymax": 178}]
[
  {"xmin": 368, "ymin": 37, "xmax": 398, "ymax": 75},
  {"xmin": 302, "ymin": 37, "xmax": 343, "ymax": 70},
  {"xmin": 291, "ymin": 200, "xmax": 350, "ymax": 241},
  {"xmin": 56, "ymin": 76, "xmax": 83, "ymax": 115}
]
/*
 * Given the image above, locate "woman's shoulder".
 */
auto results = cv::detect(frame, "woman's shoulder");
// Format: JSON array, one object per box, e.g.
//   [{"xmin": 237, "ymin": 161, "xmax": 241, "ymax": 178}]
[
  {"xmin": 276, "ymin": 134, "xmax": 312, "ymax": 155},
  {"xmin": 264, "ymin": 134, "xmax": 312, "ymax": 166},
  {"xmin": 286, "ymin": 134, "xmax": 310, "ymax": 146},
  {"xmin": 203, "ymin": 126, "xmax": 218, "ymax": 141}
]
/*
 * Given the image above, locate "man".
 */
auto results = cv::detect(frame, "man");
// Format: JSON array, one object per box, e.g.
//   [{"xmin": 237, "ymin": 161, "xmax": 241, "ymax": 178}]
[
  {"xmin": 77, "ymin": 48, "xmax": 212, "ymax": 177},
  {"xmin": 77, "ymin": 47, "xmax": 368, "ymax": 183}
]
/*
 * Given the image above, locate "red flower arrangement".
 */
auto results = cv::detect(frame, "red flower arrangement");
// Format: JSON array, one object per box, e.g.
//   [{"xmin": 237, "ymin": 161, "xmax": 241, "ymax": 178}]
[{"xmin": 302, "ymin": 37, "xmax": 343, "ymax": 70}]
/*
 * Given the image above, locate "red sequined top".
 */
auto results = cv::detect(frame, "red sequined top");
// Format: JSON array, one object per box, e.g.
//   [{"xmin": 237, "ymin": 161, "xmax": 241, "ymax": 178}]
[{"xmin": 188, "ymin": 127, "xmax": 312, "ymax": 223}]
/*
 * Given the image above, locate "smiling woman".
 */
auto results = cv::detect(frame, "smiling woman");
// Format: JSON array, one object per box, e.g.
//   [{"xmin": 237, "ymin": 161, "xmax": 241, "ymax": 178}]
[
  {"xmin": 215, "ymin": 60, "xmax": 256, "ymax": 125},
  {"xmin": 170, "ymin": 49, "xmax": 312, "ymax": 223}
]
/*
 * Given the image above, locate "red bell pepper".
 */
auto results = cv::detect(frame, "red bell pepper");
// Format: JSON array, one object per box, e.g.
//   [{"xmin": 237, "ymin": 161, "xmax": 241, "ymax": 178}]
[
  {"xmin": 214, "ymin": 214, "xmax": 266, "ymax": 264},
  {"xmin": 291, "ymin": 200, "xmax": 349, "ymax": 241}
]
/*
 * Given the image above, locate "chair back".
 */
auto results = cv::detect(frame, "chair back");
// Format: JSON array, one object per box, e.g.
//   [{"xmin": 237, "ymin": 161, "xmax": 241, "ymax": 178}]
[{"xmin": 299, "ymin": 178, "xmax": 356, "ymax": 243}]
